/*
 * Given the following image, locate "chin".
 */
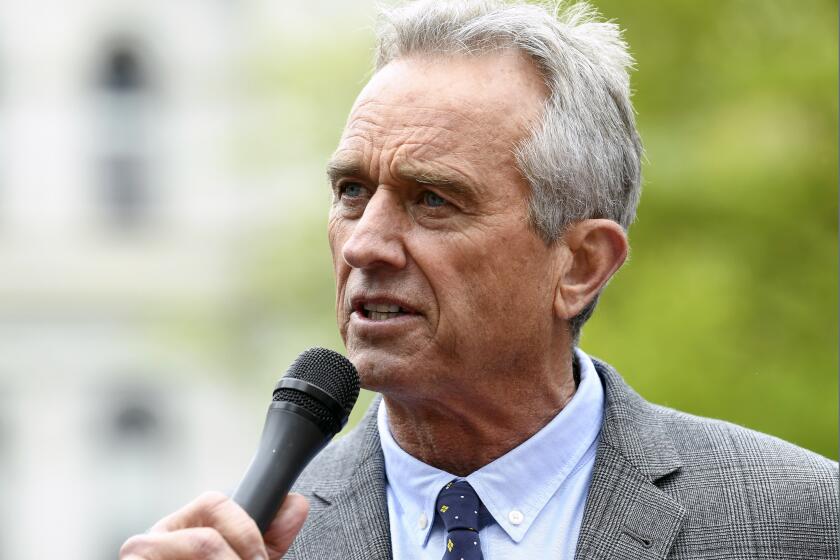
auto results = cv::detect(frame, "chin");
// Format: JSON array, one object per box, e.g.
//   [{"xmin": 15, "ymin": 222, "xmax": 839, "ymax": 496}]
[
  {"xmin": 348, "ymin": 350, "xmax": 392, "ymax": 392},
  {"xmin": 346, "ymin": 345, "xmax": 415, "ymax": 394}
]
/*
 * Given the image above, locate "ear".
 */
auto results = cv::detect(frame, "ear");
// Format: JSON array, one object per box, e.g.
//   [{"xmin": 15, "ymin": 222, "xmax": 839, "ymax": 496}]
[{"xmin": 553, "ymin": 219, "xmax": 628, "ymax": 321}]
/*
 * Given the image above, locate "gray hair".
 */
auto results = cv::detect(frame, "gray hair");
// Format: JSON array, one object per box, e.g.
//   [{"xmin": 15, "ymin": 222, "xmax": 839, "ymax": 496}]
[{"xmin": 373, "ymin": 0, "xmax": 642, "ymax": 342}]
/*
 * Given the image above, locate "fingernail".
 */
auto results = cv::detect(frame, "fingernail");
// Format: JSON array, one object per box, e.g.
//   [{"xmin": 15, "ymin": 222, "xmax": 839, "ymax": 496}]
[{"xmin": 253, "ymin": 555, "xmax": 268, "ymax": 560}]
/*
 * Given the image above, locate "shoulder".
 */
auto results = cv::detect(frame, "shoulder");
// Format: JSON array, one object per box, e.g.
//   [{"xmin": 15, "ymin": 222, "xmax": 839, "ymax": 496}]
[
  {"xmin": 285, "ymin": 398, "xmax": 390, "ymax": 559},
  {"xmin": 650, "ymin": 404, "xmax": 838, "ymax": 547},
  {"xmin": 652, "ymin": 402, "xmax": 837, "ymax": 482},
  {"xmin": 590, "ymin": 356, "xmax": 837, "ymax": 557},
  {"xmin": 592, "ymin": 356, "xmax": 837, "ymax": 489},
  {"xmin": 291, "ymin": 397, "xmax": 383, "ymax": 502}
]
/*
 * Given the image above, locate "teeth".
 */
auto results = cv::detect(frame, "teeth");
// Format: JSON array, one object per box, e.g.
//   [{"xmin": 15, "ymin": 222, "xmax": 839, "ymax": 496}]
[
  {"xmin": 363, "ymin": 303, "xmax": 401, "ymax": 313},
  {"xmin": 368, "ymin": 311, "xmax": 395, "ymax": 321}
]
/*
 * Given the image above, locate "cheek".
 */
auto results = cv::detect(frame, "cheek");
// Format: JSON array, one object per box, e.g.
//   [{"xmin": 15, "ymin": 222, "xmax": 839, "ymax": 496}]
[
  {"xmin": 414, "ymin": 232, "xmax": 507, "ymax": 324},
  {"xmin": 424, "ymin": 227, "xmax": 552, "ymax": 322},
  {"xmin": 327, "ymin": 215, "xmax": 349, "ymax": 274},
  {"xmin": 328, "ymin": 216, "xmax": 353, "ymax": 320},
  {"xmin": 445, "ymin": 225, "xmax": 530, "ymax": 283}
]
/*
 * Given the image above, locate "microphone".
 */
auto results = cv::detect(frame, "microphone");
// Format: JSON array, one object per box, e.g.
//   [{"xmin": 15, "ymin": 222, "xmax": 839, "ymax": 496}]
[{"xmin": 232, "ymin": 347, "xmax": 360, "ymax": 533}]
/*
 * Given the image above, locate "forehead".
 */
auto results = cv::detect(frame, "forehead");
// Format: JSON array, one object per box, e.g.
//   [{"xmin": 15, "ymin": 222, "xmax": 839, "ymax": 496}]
[{"xmin": 332, "ymin": 51, "xmax": 548, "ymax": 179}]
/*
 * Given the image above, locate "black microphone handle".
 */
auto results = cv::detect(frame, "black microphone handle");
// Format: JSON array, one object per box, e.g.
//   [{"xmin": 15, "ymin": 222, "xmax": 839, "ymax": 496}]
[{"xmin": 231, "ymin": 403, "xmax": 331, "ymax": 533}]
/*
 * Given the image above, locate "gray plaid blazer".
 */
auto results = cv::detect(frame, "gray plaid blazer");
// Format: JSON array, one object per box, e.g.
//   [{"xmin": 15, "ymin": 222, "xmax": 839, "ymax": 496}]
[{"xmin": 287, "ymin": 359, "xmax": 839, "ymax": 559}]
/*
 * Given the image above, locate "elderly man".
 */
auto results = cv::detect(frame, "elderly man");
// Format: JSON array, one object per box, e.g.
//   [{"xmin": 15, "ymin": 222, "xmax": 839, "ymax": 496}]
[{"xmin": 121, "ymin": 1, "xmax": 838, "ymax": 559}]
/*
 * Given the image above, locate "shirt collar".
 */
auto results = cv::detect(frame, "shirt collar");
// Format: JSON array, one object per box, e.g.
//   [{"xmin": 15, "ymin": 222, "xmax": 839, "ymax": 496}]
[
  {"xmin": 377, "ymin": 348, "xmax": 604, "ymax": 545},
  {"xmin": 377, "ymin": 394, "xmax": 453, "ymax": 547}
]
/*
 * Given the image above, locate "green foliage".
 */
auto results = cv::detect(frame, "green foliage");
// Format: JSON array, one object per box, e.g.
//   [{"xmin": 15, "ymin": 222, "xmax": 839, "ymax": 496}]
[
  {"xmin": 240, "ymin": 1, "xmax": 838, "ymax": 456},
  {"xmin": 584, "ymin": 0, "xmax": 838, "ymax": 458}
]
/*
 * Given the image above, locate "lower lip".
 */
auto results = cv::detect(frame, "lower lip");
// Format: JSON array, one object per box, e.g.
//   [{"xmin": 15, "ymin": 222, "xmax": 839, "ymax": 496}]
[{"xmin": 349, "ymin": 310, "xmax": 423, "ymax": 335}]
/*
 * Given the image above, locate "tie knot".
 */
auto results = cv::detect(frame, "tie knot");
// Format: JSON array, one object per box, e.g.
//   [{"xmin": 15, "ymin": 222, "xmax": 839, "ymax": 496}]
[{"xmin": 435, "ymin": 480, "xmax": 482, "ymax": 533}]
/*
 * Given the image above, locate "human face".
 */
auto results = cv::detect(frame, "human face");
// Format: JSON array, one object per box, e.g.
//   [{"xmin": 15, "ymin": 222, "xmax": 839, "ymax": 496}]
[{"xmin": 327, "ymin": 52, "xmax": 562, "ymax": 399}]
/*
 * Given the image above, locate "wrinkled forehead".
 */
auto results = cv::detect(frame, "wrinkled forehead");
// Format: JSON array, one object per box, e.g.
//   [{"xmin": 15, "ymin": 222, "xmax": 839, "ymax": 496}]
[
  {"xmin": 339, "ymin": 52, "xmax": 548, "ymax": 155},
  {"xmin": 339, "ymin": 100, "xmax": 490, "ymax": 158}
]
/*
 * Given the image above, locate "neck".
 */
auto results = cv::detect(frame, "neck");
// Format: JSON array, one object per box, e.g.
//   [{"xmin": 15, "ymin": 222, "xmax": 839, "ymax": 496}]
[{"xmin": 382, "ymin": 351, "xmax": 578, "ymax": 476}]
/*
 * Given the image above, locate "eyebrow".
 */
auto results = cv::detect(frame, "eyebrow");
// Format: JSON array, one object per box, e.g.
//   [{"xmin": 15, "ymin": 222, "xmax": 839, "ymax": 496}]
[
  {"xmin": 394, "ymin": 162, "xmax": 474, "ymax": 201},
  {"xmin": 326, "ymin": 157, "xmax": 364, "ymax": 186},
  {"xmin": 326, "ymin": 157, "xmax": 475, "ymax": 202}
]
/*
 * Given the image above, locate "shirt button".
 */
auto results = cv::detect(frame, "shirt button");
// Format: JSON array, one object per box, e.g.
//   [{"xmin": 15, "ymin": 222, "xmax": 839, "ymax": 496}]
[
  {"xmin": 508, "ymin": 510, "xmax": 524, "ymax": 525},
  {"xmin": 418, "ymin": 512, "xmax": 428, "ymax": 530}
]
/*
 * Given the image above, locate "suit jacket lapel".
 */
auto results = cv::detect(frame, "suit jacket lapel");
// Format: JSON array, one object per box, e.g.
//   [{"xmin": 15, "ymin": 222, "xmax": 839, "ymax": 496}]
[
  {"xmin": 289, "ymin": 398, "xmax": 392, "ymax": 560},
  {"xmin": 574, "ymin": 359, "xmax": 686, "ymax": 560}
]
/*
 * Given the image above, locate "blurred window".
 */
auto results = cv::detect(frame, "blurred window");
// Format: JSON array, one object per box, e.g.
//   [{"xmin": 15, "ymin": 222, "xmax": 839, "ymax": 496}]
[
  {"xmin": 0, "ymin": 57, "xmax": 4, "ymax": 229},
  {"xmin": 0, "ymin": 389, "xmax": 7, "ymax": 559},
  {"xmin": 100, "ymin": 383, "xmax": 168, "ymax": 452},
  {"xmin": 93, "ymin": 380, "xmax": 172, "ymax": 560},
  {"xmin": 96, "ymin": 44, "xmax": 152, "ymax": 233},
  {"xmin": 101, "ymin": 48, "xmax": 145, "ymax": 92},
  {"xmin": 102, "ymin": 157, "xmax": 148, "ymax": 231}
]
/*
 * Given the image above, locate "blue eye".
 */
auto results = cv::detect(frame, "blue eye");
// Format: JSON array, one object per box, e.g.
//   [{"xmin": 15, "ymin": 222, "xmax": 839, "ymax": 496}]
[
  {"xmin": 423, "ymin": 191, "xmax": 447, "ymax": 207},
  {"xmin": 341, "ymin": 183, "xmax": 366, "ymax": 198}
]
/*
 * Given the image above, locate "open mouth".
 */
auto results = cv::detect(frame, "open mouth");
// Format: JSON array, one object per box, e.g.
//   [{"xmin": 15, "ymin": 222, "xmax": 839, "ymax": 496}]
[{"xmin": 357, "ymin": 302, "xmax": 415, "ymax": 321}]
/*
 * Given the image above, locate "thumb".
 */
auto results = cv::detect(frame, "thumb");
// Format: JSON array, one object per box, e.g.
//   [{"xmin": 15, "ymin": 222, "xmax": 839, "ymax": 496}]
[{"xmin": 264, "ymin": 493, "xmax": 310, "ymax": 559}]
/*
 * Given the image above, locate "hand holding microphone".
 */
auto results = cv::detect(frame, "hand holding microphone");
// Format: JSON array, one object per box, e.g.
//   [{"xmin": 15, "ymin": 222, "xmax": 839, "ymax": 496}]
[{"xmin": 120, "ymin": 348, "xmax": 360, "ymax": 559}]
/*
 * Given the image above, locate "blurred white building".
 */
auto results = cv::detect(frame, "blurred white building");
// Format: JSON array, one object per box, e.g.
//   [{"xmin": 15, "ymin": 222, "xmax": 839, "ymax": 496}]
[{"xmin": 0, "ymin": 0, "xmax": 374, "ymax": 557}]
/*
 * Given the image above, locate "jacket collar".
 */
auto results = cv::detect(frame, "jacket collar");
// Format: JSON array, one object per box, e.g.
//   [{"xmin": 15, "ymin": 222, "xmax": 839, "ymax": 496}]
[
  {"xmin": 592, "ymin": 357, "xmax": 683, "ymax": 482},
  {"xmin": 289, "ymin": 396, "xmax": 392, "ymax": 560},
  {"xmin": 573, "ymin": 358, "xmax": 686, "ymax": 560}
]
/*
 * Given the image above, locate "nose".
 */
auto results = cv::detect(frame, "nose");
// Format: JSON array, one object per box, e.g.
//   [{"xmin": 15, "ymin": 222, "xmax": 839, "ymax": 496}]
[{"xmin": 341, "ymin": 188, "xmax": 407, "ymax": 270}]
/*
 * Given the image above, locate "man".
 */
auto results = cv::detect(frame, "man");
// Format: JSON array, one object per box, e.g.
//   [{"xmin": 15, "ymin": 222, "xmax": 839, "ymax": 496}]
[{"xmin": 120, "ymin": 1, "xmax": 838, "ymax": 559}]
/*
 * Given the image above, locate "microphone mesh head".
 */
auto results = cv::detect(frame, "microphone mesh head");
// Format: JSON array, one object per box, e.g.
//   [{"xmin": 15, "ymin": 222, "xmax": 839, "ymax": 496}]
[{"xmin": 272, "ymin": 348, "xmax": 360, "ymax": 434}]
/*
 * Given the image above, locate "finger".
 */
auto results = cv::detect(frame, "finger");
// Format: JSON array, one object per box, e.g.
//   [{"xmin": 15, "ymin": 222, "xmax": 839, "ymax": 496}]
[
  {"xmin": 149, "ymin": 491, "xmax": 268, "ymax": 560},
  {"xmin": 264, "ymin": 494, "xmax": 310, "ymax": 559},
  {"xmin": 148, "ymin": 491, "xmax": 231, "ymax": 532},
  {"xmin": 120, "ymin": 527, "xmax": 239, "ymax": 560}
]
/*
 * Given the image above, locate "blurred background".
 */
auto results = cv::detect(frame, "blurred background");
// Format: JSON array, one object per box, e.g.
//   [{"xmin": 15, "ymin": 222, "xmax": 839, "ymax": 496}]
[{"xmin": 0, "ymin": 0, "xmax": 835, "ymax": 557}]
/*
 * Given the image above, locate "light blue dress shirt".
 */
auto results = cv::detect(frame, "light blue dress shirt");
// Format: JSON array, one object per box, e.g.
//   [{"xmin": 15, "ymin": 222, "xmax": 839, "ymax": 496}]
[{"xmin": 377, "ymin": 348, "xmax": 604, "ymax": 559}]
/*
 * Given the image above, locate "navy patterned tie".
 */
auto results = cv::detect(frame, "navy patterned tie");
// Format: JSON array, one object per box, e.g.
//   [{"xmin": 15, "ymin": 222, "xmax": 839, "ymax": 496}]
[{"xmin": 436, "ymin": 480, "xmax": 485, "ymax": 560}]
